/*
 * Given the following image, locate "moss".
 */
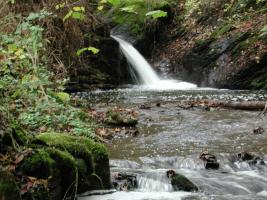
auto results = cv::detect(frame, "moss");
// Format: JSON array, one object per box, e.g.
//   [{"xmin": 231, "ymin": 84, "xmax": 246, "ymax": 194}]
[
  {"xmin": 105, "ymin": 110, "xmax": 138, "ymax": 126},
  {"xmin": 11, "ymin": 124, "xmax": 31, "ymax": 146},
  {"xmin": 34, "ymin": 132, "xmax": 112, "ymax": 189},
  {"xmin": 35, "ymin": 133, "xmax": 94, "ymax": 173},
  {"xmin": 19, "ymin": 149, "xmax": 55, "ymax": 179},
  {"xmin": 211, "ymin": 23, "xmax": 233, "ymax": 39},
  {"xmin": 250, "ymin": 76, "xmax": 267, "ymax": 89},
  {"xmin": 0, "ymin": 171, "xmax": 21, "ymax": 200},
  {"xmin": 171, "ymin": 173, "xmax": 198, "ymax": 192},
  {"xmin": 46, "ymin": 148, "xmax": 77, "ymax": 198}
]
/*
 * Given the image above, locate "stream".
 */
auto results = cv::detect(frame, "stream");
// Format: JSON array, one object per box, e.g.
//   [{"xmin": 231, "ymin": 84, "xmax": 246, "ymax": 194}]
[{"xmin": 78, "ymin": 88, "xmax": 267, "ymax": 200}]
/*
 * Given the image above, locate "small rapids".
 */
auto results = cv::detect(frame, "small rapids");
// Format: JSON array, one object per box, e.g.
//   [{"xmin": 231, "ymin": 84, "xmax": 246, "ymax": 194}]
[{"xmin": 78, "ymin": 90, "xmax": 267, "ymax": 200}]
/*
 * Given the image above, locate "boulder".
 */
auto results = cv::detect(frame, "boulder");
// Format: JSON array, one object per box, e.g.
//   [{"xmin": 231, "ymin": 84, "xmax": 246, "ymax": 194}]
[
  {"xmin": 166, "ymin": 170, "xmax": 198, "ymax": 192},
  {"xmin": 199, "ymin": 152, "xmax": 220, "ymax": 170},
  {"xmin": 26, "ymin": 132, "xmax": 112, "ymax": 199}
]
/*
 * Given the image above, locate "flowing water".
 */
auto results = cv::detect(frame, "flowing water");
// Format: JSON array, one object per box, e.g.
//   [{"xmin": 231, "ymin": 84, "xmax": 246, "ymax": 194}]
[
  {"xmin": 111, "ymin": 35, "xmax": 197, "ymax": 90},
  {"xmin": 78, "ymin": 89, "xmax": 267, "ymax": 200},
  {"xmin": 79, "ymin": 36, "xmax": 267, "ymax": 200}
]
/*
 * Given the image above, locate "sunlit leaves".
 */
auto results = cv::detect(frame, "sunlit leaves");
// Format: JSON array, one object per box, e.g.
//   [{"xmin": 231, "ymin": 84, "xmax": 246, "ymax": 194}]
[
  {"xmin": 260, "ymin": 25, "xmax": 267, "ymax": 38},
  {"xmin": 146, "ymin": 10, "xmax": 167, "ymax": 19},
  {"xmin": 76, "ymin": 47, "xmax": 100, "ymax": 56},
  {"xmin": 55, "ymin": 92, "xmax": 70, "ymax": 103},
  {"xmin": 120, "ymin": 5, "xmax": 138, "ymax": 14},
  {"xmin": 55, "ymin": 3, "xmax": 66, "ymax": 10},
  {"xmin": 108, "ymin": 0, "xmax": 121, "ymax": 6},
  {"xmin": 63, "ymin": 6, "xmax": 86, "ymax": 22}
]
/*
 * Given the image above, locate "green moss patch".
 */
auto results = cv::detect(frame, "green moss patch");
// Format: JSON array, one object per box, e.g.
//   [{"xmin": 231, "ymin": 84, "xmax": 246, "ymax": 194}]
[
  {"xmin": 19, "ymin": 149, "xmax": 55, "ymax": 179},
  {"xmin": 34, "ymin": 132, "xmax": 111, "ymax": 190},
  {"xmin": 0, "ymin": 171, "xmax": 21, "ymax": 200}
]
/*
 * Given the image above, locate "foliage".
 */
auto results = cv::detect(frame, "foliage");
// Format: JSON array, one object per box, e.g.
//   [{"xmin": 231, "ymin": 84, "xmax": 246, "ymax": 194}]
[
  {"xmin": 0, "ymin": 10, "xmax": 95, "ymax": 138},
  {"xmin": 98, "ymin": 0, "xmax": 170, "ymax": 33},
  {"xmin": 76, "ymin": 46, "xmax": 100, "ymax": 56},
  {"xmin": 260, "ymin": 25, "xmax": 267, "ymax": 38}
]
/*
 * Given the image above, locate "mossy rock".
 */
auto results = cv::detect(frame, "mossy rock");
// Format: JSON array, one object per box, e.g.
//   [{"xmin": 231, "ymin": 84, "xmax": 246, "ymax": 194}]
[
  {"xmin": 18, "ymin": 147, "xmax": 78, "ymax": 199},
  {"xmin": 19, "ymin": 149, "xmax": 55, "ymax": 179},
  {"xmin": 46, "ymin": 148, "xmax": 77, "ymax": 199},
  {"xmin": 34, "ymin": 132, "xmax": 112, "ymax": 190},
  {"xmin": 105, "ymin": 110, "xmax": 138, "ymax": 126},
  {"xmin": 171, "ymin": 173, "xmax": 198, "ymax": 192},
  {"xmin": 0, "ymin": 171, "xmax": 21, "ymax": 200}
]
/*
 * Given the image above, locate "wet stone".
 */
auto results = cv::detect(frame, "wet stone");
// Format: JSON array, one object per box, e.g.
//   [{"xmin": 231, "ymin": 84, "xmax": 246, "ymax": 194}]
[
  {"xmin": 200, "ymin": 152, "xmax": 220, "ymax": 170},
  {"xmin": 111, "ymin": 172, "xmax": 138, "ymax": 191},
  {"xmin": 253, "ymin": 127, "xmax": 264, "ymax": 135},
  {"xmin": 237, "ymin": 152, "xmax": 265, "ymax": 165},
  {"xmin": 139, "ymin": 104, "xmax": 151, "ymax": 109},
  {"xmin": 166, "ymin": 170, "xmax": 198, "ymax": 192}
]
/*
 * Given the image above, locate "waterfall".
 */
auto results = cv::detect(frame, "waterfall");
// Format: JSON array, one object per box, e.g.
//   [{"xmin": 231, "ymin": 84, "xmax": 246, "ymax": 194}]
[
  {"xmin": 137, "ymin": 172, "xmax": 173, "ymax": 192},
  {"xmin": 111, "ymin": 35, "xmax": 197, "ymax": 90}
]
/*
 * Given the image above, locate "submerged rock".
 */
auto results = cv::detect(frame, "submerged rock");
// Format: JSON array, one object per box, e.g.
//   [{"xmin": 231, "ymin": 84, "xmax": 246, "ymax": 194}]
[
  {"xmin": 139, "ymin": 104, "xmax": 151, "ymax": 109},
  {"xmin": 111, "ymin": 172, "xmax": 138, "ymax": 191},
  {"xmin": 166, "ymin": 170, "xmax": 198, "ymax": 192},
  {"xmin": 253, "ymin": 127, "xmax": 265, "ymax": 135},
  {"xmin": 237, "ymin": 152, "xmax": 265, "ymax": 165},
  {"xmin": 200, "ymin": 152, "xmax": 220, "ymax": 170},
  {"xmin": 105, "ymin": 109, "xmax": 138, "ymax": 126}
]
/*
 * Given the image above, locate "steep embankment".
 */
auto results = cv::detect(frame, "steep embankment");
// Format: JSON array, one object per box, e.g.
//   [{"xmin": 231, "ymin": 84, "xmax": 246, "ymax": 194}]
[
  {"xmin": 0, "ymin": 1, "xmax": 112, "ymax": 199},
  {"xmin": 153, "ymin": 0, "xmax": 267, "ymax": 89}
]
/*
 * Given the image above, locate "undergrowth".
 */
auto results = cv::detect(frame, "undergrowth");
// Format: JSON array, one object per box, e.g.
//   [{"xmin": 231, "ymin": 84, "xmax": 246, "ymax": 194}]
[{"xmin": 0, "ymin": 1, "xmax": 95, "ymax": 138}]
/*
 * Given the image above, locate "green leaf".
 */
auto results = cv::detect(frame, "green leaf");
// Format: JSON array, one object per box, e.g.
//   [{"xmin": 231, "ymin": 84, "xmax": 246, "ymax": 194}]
[
  {"xmin": 108, "ymin": 0, "xmax": 120, "ymax": 6},
  {"xmin": 8, "ymin": 44, "xmax": 18, "ymax": 53},
  {"xmin": 260, "ymin": 25, "xmax": 267, "ymax": 37},
  {"xmin": 63, "ymin": 10, "xmax": 73, "ymax": 22},
  {"xmin": 120, "ymin": 5, "xmax": 137, "ymax": 14},
  {"xmin": 146, "ymin": 10, "xmax": 167, "ymax": 19},
  {"xmin": 55, "ymin": 3, "xmax": 66, "ymax": 10},
  {"xmin": 71, "ymin": 12, "xmax": 85, "ymax": 20},
  {"xmin": 76, "ymin": 47, "xmax": 100, "ymax": 56},
  {"xmin": 98, "ymin": 5, "xmax": 104, "ymax": 11},
  {"xmin": 73, "ymin": 6, "xmax": 85, "ymax": 12},
  {"xmin": 56, "ymin": 92, "xmax": 70, "ymax": 103}
]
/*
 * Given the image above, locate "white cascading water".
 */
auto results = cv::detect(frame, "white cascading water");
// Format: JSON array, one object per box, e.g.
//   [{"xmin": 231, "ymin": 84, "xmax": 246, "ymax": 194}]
[
  {"xmin": 137, "ymin": 173, "xmax": 173, "ymax": 192},
  {"xmin": 111, "ymin": 35, "xmax": 197, "ymax": 90}
]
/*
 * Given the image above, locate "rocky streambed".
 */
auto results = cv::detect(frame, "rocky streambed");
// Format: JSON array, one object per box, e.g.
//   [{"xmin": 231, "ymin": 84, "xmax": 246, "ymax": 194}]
[{"xmin": 78, "ymin": 88, "xmax": 267, "ymax": 200}]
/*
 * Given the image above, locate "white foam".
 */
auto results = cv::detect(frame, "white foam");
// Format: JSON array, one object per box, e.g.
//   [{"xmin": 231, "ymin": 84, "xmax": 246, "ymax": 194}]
[
  {"xmin": 78, "ymin": 191, "xmax": 191, "ymax": 200},
  {"xmin": 112, "ymin": 35, "xmax": 198, "ymax": 90}
]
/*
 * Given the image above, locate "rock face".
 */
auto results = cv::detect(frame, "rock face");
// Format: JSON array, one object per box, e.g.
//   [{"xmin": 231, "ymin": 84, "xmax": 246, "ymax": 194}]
[
  {"xmin": 166, "ymin": 170, "xmax": 198, "ymax": 192},
  {"xmin": 152, "ymin": 1, "xmax": 267, "ymax": 90},
  {"xmin": 180, "ymin": 35, "xmax": 267, "ymax": 89}
]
